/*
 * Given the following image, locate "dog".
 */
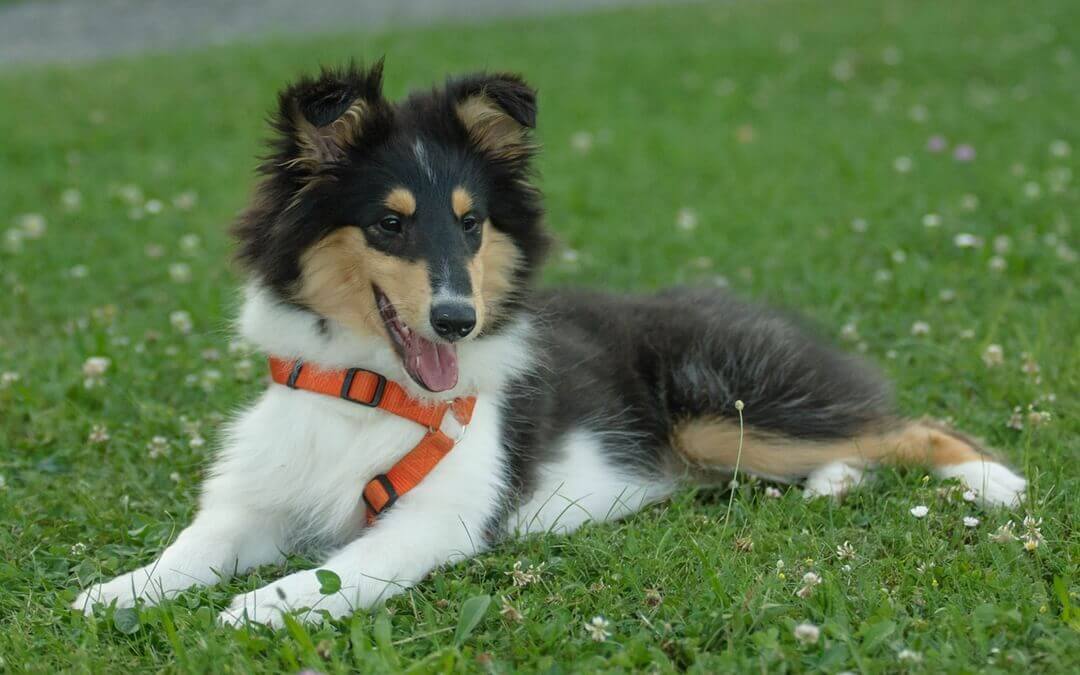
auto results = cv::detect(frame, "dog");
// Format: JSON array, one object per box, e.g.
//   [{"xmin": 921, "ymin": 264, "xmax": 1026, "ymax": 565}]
[{"xmin": 74, "ymin": 61, "xmax": 1027, "ymax": 627}]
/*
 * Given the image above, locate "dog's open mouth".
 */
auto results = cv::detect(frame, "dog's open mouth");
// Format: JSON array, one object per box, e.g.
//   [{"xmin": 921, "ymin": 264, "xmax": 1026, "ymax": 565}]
[{"xmin": 374, "ymin": 287, "xmax": 459, "ymax": 393}]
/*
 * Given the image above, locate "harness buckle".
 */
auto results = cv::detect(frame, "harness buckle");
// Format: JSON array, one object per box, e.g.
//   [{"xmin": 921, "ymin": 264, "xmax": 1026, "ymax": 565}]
[
  {"xmin": 362, "ymin": 474, "xmax": 398, "ymax": 514},
  {"xmin": 340, "ymin": 368, "xmax": 387, "ymax": 407}
]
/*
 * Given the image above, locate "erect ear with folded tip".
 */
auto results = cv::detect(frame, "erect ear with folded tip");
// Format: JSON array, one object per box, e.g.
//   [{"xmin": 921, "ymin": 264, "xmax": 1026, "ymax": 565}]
[
  {"xmin": 450, "ymin": 73, "xmax": 538, "ymax": 162},
  {"xmin": 275, "ymin": 60, "xmax": 389, "ymax": 175}
]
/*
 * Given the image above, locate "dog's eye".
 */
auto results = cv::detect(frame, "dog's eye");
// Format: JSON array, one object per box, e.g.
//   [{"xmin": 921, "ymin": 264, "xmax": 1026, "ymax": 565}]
[
  {"xmin": 377, "ymin": 215, "xmax": 402, "ymax": 234},
  {"xmin": 461, "ymin": 214, "xmax": 479, "ymax": 232}
]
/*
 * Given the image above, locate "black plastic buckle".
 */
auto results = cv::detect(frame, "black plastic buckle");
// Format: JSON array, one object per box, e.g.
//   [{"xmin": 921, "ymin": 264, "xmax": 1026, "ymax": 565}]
[
  {"xmin": 362, "ymin": 474, "xmax": 398, "ymax": 514},
  {"xmin": 340, "ymin": 368, "xmax": 387, "ymax": 408},
  {"xmin": 286, "ymin": 360, "xmax": 304, "ymax": 388}
]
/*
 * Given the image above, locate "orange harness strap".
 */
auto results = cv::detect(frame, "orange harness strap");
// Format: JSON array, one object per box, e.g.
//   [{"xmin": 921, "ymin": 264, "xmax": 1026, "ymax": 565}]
[{"xmin": 268, "ymin": 357, "xmax": 476, "ymax": 523}]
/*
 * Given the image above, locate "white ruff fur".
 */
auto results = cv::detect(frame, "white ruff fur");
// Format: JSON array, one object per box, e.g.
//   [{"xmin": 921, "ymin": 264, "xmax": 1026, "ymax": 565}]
[{"xmin": 74, "ymin": 283, "xmax": 662, "ymax": 627}]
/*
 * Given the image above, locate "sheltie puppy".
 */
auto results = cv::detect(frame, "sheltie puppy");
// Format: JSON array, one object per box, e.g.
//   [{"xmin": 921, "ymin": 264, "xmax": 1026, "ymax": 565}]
[{"xmin": 75, "ymin": 61, "xmax": 1026, "ymax": 627}]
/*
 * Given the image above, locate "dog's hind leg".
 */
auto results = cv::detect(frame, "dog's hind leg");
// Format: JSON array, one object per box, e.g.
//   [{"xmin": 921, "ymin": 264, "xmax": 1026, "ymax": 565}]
[{"xmin": 672, "ymin": 416, "xmax": 1026, "ymax": 507}]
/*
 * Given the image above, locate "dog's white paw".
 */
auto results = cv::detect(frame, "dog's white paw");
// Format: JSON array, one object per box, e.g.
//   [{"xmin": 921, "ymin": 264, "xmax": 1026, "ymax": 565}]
[
  {"xmin": 219, "ymin": 570, "xmax": 342, "ymax": 629},
  {"xmin": 937, "ymin": 461, "xmax": 1026, "ymax": 507},
  {"xmin": 72, "ymin": 571, "xmax": 162, "ymax": 615},
  {"xmin": 803, "ymin": 462, "xmax": 868, "ymax": 499}
]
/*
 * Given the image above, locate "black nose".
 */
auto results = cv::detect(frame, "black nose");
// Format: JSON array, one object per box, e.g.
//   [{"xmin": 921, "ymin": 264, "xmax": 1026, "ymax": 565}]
[{"xmin": 430, "ymin": 302, "xmax": 476, "ymax": 341}]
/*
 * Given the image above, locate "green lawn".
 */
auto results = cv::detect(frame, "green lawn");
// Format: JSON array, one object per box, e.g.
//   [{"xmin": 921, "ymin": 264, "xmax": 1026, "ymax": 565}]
[{"xmin": 1, "ymin": 0, "xmax": 1078, "ymax": 671}]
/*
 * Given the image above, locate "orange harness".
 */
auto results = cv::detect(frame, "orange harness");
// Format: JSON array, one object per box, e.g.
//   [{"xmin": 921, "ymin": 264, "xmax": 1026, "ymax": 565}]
[{"xmin": 268, "ymin": 357, "xmax": 476, "ymax": 524}]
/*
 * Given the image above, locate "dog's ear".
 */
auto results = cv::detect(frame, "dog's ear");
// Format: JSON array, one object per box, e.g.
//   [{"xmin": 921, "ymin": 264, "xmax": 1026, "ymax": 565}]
[
  {"xmin": 274, "ymin": 60, "xmax": 388, "ymax": 174},
  {"xmin": 450, "ymin": 73, "xmax": 537, "ymax": 162}
]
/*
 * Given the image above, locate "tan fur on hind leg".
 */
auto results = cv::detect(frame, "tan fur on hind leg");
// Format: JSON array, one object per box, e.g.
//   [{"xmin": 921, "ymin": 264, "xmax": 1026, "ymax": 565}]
[{"xmin": 672, "ymin": 417, "xmax": 1025, "ymax": 506}]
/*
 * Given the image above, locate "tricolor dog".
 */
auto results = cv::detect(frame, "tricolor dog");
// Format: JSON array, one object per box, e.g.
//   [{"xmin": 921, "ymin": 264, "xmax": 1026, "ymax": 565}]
[{"xmin": 74, "ymin": 62, "xmax": 1027, "ymax": 627}]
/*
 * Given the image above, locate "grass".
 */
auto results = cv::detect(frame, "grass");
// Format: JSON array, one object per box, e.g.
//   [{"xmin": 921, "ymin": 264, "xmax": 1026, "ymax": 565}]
[{"xmin": 1, "ymin": 0, "xmax": 1078, "ymax": 671}]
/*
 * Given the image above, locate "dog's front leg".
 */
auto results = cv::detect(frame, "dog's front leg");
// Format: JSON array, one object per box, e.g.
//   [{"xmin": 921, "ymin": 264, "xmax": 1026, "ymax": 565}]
[
  {"xmin": 220, "ymin": 457, "xmax": 501, "ymax": 628},
  {"xmin": 74, "ymin": 506, "xmax": 286, "ymax": 614}
]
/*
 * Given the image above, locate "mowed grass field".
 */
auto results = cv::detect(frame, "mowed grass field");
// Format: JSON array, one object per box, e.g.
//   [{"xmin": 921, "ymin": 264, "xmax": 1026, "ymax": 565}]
[{"xmin": 1, "ymin": 0, "xmax": 1078, "ymax": 671}]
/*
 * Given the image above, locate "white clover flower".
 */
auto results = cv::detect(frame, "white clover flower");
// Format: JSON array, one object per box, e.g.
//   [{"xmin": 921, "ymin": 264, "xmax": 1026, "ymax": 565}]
[
  {"xmin": 1007, "ymin": 407, "xmax": 1025, "ymax": 430},
  {"xmin": 0, "ymin": 371, "xmax": 20, "ymax": 388},
  {"xmin": 963, "ymin": 489, "xmax": 978, "ymax": 503},
  {"xmin": 144, "ymin": 199, "xmax": 164, "ymax": 215},
  {"xmin": 953, "ymin": 233, "xmax": 983, "ymax": 248},
  {"xmin": 1022, "ymin": 516, "xmax": 1044, "ymax": 551},
  {"xmin": 147, "ymin": 435, "xmax": 170, "ymax": 458},
  {"xmin": 893, "ymin": 156, "xmax": 913, "ymax": 173},
  {"xmin": 169, "ymin": 262, "xmax": 192, "ymax": 283},
  {"xmin": 836, "ymin": 541, "xmax": 856, "ymax": 560},
  {"xmin": 898, "ymin": 649, "xmax": 922, "ymax": 663},
  {"xmin": 990, "ymin": 521, "xmax": 1017, "ymax": 543},
  {"xmin": 793, "ymin": 622, "xmax": 820, "ymax": 644},
  {"xmin": 570, "ymin": 131, "xmax": 593, "ymax": 154},
  {"xmin": 87, "ymin": 424, "xmax": 110, "ymax": 444},
  {"xmin": 180, "ymin": 234, "xmax": 201, "ymax": 252},
  {"xmin": 69, "ymin": 265, "xmax": 89, "ymax": 279},
  {"xmin": 172, "ymin": 191, "xmax": 198, "ymax": 210},
  {"xmin": 1027, "ymin": 410, "xmax": 1052, "ymax": 427},
  {"xmin": 831, "ymin": 59, "xmax": 854, "ymax": 82},
  {"xmin": 981, "ymin": 344, "xmax": 1004, "ymax": 367},
  {"xmin": 169, "ymin": 310, "xmax": 193, "ymax": 335},
  {"xmin": 560, "ymin": 248, "xmax": 580, "ymax": 264},
  {"xmin": 82, "ymin": 356, "xmax": 111, "ymax": 378},
  {"xmin": 61, "ymin": 188, "xmax": 83, "ymax": 211},
  {"xmin": 921, "ymin": 213, "xmax": 941, "ymax": 228},
  {"xmin": 500, "ymin": 596, "xmax": 524, "ymax": 622},
  {"xmin": 676, "ymin": 208, "xmax": 699, "ymax": 232},
  {"xmin": 3, "ymin": 228, "xmax": 24, "ymax": 252},
  {"xmin": 910, "ymin": 321, "xmax": 930, "ymax": 336},
  {"xmin": 796, "ymin": 571, "xmax": 823, "ymax": 598},
  {"xmin": 234, "ymin": 358, "xmax": 254, "ymax": 381},
  {"xmin": 116, "ymin": 184, "xmax": 143, "ymax": 205},
  {"xmin": 988, "ymin": 256, "xmax": 1007, "ymax": 272},
  {"xmin": 963, "ymin": 516, "xmax": 980, "ymax": 528},
  {"xmin": 1050, "ymin": 139, "xmax": 1071, "ymax": 158},
  {"xmin": 585, "ymin": 615, "xmax": 611, "ymax": 642},
  {"xmin": 506, "ymin": 560, "xmax": 544, "ymax": 587},
  {"xmin": 764, "ymin": 486, "xmax": 783, "ymax": 499},
  {"xmin": 18, "ymin": 213, "xmax": 46, "ymax": 239},
  {"xmin": 910, "ymin": 505, "xmax": 929, "ymax": 518}
]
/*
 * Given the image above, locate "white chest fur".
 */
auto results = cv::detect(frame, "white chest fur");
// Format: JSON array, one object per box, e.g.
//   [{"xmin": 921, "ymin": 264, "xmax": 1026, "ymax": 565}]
[{"xmin": 202, "ymin": 385, "xmax": 507, "ymax": 551}]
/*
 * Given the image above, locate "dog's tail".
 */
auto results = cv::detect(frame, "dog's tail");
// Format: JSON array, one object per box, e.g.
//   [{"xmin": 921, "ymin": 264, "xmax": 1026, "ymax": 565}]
[{"xmin": 672, "ymin": 416, "xmax": 1026, "ymax": 507}]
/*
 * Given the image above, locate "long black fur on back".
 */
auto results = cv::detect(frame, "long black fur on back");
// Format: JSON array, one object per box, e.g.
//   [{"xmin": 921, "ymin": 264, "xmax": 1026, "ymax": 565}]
[{"xmin": 499, "ymin": 288, "xmax": 896, "ymax": 501}]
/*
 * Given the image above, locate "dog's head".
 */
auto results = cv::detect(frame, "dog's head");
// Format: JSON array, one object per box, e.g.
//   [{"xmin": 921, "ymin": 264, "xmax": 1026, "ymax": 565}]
[{"xmin": 234, "ymin": 61, "xmax": 548, "ymax": 392}]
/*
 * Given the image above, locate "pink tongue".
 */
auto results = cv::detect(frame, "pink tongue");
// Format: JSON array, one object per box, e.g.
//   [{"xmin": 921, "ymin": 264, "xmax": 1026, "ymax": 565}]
[{"xmin": 405, "ymin": 334, "xmax": 459, "ymax": 392}]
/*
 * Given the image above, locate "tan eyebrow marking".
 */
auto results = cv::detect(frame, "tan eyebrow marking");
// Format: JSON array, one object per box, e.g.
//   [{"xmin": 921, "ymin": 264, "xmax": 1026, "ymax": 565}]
[
  {"xmin": 384, "ymin": 187, "xmax": 416, "ymax": 216},
  {"xmin": 452, "ymin": 186, "xmax": 474, "ymax": 218}
]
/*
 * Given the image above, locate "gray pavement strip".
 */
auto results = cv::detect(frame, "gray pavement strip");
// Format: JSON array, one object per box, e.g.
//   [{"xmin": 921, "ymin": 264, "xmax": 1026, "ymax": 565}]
[{"xmin": 0, "ymin": 0, "xmax": 689, "ymax": 67}]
